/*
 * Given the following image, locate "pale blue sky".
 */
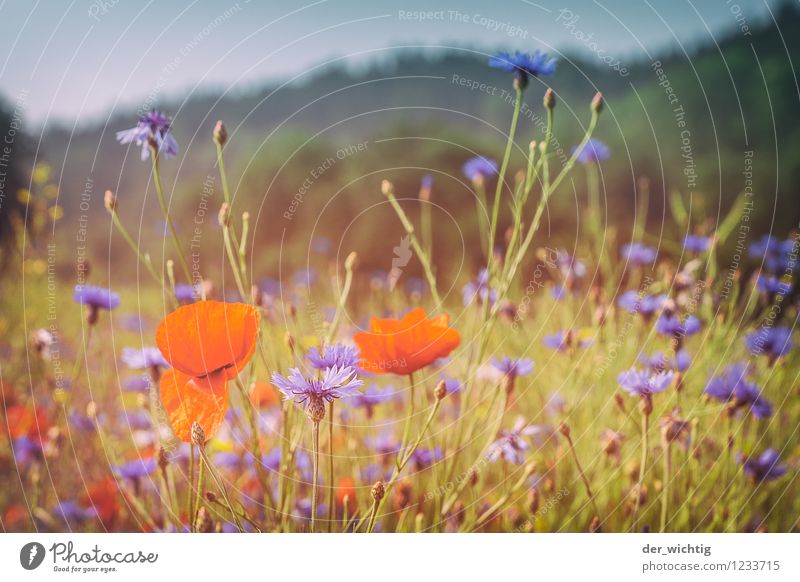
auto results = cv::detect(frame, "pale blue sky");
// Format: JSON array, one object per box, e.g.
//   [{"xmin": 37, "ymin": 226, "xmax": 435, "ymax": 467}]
[{"xmin": 0, "ymin": 0, "xmax": 781, "ymax": 125}]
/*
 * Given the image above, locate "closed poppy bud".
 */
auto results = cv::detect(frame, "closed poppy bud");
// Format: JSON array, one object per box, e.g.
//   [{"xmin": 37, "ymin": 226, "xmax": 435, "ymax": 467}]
[
  {"xmin": 213, "ymin": 121, "xmax": 227, "ymax": 146},
  {"xmin": 434, "ymin": 380, "xmax": 447, "ymax": 401},
  {"xmin": 591, "ymin": 92, "xmax": 604, "ymax": 114},
  {"xmin": 558, "ymin": 421, "xmax": 571, "ymax": 439},
  {"xmin": 371, "ymin": 480, "xmax": 385, "ymax": 503},
  {"xmin": 218, "ymin": 203, "xmax": 230, "ymax": 227},
  {"xmin": 195, "ymin": 506, "xmax": 213, "ymax": 533},
  {"xmin": 191, "ymin": 421, "xmax": 206, "ymax": 446},
  {"xmin": 544, "ymin": 88, "xmax": 556, "ymax": 110},
  {"xmin": 104, "ymin": 190, "xmax": 117, "ymax": 212},
  {"xmin": 345, "ymin": 251, "xmax": 358, "ymax": 271},
  {"xmin": 205, "ymin": 491, "xmax": 218, "ymax": 503},
  {"xmin": 381, "ymin": 179, "xmax": 394, "ymax": 196}
]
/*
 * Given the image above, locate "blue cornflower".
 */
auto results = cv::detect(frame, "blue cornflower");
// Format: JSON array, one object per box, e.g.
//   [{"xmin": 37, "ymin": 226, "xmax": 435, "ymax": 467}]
[
  {"xmin": 73, "ymin": 285, "xmax": 120, "ymax": 311},
  {"xmin": 740, "ymin": 448, "xmax": 787, "ymax": 482},
  {"xmin": 749, "ymin": 235, "xmax": 794, "ymax": 272},
  {"xmin": 174, "ymin": 283, "xmax": 198, "ymax": 304},
  {"xmin": 272, "ymin": 365, "xmax": 363, "ymax": 422},
  {"xmin": 573, "ymin": 138, "xmax": 610, "ymax": 165},
  {"xmin": 543, "ymin": 330, "xmax": 592, "ymax": 352},
  {"xmin": 621, "ymin": 242, "xmax": 657, "ymax": 265},
  {"xmin": 555, "ymin": 249, "xmax": 587, "ymax": 280},
  {"xmin": 116, "ymin": 111, "xmax": 178, "ymax": 160},
  {"xmin": 639, "ymin": 350, "xmax": 691, "ymax": 373},
  {"xmin": 121, "ymin": 346, "xmax": 169, "ymax": 371},
  {"xmin": 54, "ymin": 500, "xmax": 93, "ymax": 525},
  {"xmin": 420, "ymin": 174, "xmax": 434, "ymax": 191},
  {"xmin": 410, "ymin": 447, "xmax": 443, "ymax": 470},
  {"xmin": 306, "ymin": 344, "xmax": 361, "ymax": 371},
  {"xmin": 491, "ymin": 356, "xmax": 534, "ymax": 378},
  {"xmin": 618, "ymin": 290, "xmax": 667, "ymax": 319},
  {"xmin": 348, "ymin": 384, "xmax": 395, "ymax": 418},
  {"xmin": 486, "ymin": 417, "xmax": 543, "ymax": 464},
  {"xmin": 311, "ymin": 236, "xmax": 331, "ymax": 255},
  {"xmin": 656, "ymin": 314, "xmax": 702, "ymax": 338},
  {"xmin": 121, "ymin": 375, "xmax": 151, "ymax": 393},
  {"xmin": 462, "ymin": 268, "xmax": 499, "ymax": 306},
  {"xmin": 704, "ymin": 363, "xmax": 772, "ymax": 419},
  {"xmin": 617, "ymin": 368, "xmax": 675, "ymax": 397},
  {"xmin": 683, "ymin": 235, "xmax": 711, "ymax": 253},
  {"xmin": 440, "ymin": 375, "xmax": 462, "ymax": 396},
  {"xmin": 113, "ymin": 457, "xmax": 157, "ymax": 480},
  {"xmin": 462, "ymin": 156, "xmax": 498, "ymax": 182},
  {"xmin": 489, "ymin": 50, "xmax": 557, "ymax": 88},
  {"xmin": 293, "ymin": 267, "xmax": 318, "ymax": 287},
  {"xmin": 756, "ymin": 275, "xmax": 791, "ymax": 298},
  {"xmin": 745, "ymin": 326, "xmax": 794, "ymax": 363}
]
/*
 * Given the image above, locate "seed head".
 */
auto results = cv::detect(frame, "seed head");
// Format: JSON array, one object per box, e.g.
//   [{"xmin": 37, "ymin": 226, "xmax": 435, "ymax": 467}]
[
  {"xmin": 371, "ymin": 480, "xmax": 385, "ymax": 503},
  {"xmin": 191, "ymin": 421, "xmax": 206, "ymax": 446}
]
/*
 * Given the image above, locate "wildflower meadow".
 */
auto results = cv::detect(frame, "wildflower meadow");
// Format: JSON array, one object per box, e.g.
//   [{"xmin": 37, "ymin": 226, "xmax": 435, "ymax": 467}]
[{"xmin": 1, "ymin": 4, "xmax": 799, "ymax": 542}]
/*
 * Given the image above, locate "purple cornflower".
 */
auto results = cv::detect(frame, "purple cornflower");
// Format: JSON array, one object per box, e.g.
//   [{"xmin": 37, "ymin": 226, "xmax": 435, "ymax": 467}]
[
  {"xmin": 756, "ymin": 275, "xmax": 791, "ymax": 298},
  {"xmin": 704, "ymin": 363, "xmax": 772, "ymax": 419},
  {"xmin": 121, "ymin": 347, "xmax": 169, "ymax": 371},
  {"xmin": 420, "ymin": 174, "xmax": 434, "ymax": 192},
  {"xmin": 54, "ymin": 500, "xmax": 93, "ymax": 525},
  {"xmin": 116, "ymin": 111, "xmax": 178, "ymax": 160},
  {"xmin": 462, "ymin": 156, "xmax": 498, "ymax": 182},
  {"xmin": 573, "ymin": 138, "xmax": 609, "ymax": 165},
  {"xmin": 73, "ymin": 285, "xmax": 120, "ymax": 311},
  {"xmin": 311, "ymin": 236, "xmax": 331, "ymax": 256},
  {"xmin": 486, "ymin": 417, "xmax": 542, "ymax": 464},
  {"xmin": 745, "ymin": 326, "xmax": 794, "ymax": 363},
  {"xmin": 272, "ymin": 365, "xmax": 363, "ymax": 422},
  {"xmin": 749, "ymin": 235, "xmax": 794, "ymax": 272},
  {"xmin": 174, "ymin": 283, "xmax": 198, "ymax": 304},
  {"xmin": 306, "ymin": 344, "xmax": 361, "ymax": 371},
  {"xmin": 656, "ymin": 314, "xmax": 702, "ymax": 338},
  {"xmin": 543, "ymin": 330, "xmax": 592, "ymax": 352},
  {"xmin": 740, "ymin": 448, "xmax": 787, "ymax": 482},
  {"xmin": 491, "ymin": 356, "xmax": 534, "ymax": 378},
  {"xmin": 462, "ymin": 268, "xmax": 498, "ymax": 306},
  {"xmin": 618, "ymin": 290, "xmax": 667, "ymax": 319},
  {"xmin": 683, "ymin": 235, "xmax": 711, "ymax": 253},
  {"xmin": 555, "ymin": 249, "xmax": 587, "ymax": 280},
  {"xmin": 121, "ymin": 375, "xmax": 151, "ymax": 393},
  {"xmin": 410, "ymin": 447, "xmax": 443, "ymax": 470},
  {"xmin": 113, "ymin": 457, "xmax": 157, "ymax": 480},
  {"xmin": 489, "ymin": 50, "xmax": 557, "ymax": 88},
  {"xmin": 639, "ymin": 350, "xmax": 691, "ymax": 373},
  {"xmin": 349, "ymin": 384, "xmax": 395, "ymax": 418},
  {"xmin": 440, "ymin": 375, "xmax": 462, "ymax": 396},
  {"xmin": 621, "ymin": 242, "xmax": 657, "ymax": 265},
  {"xmin": 617, "ymin": 368, "xmax": 675, "ymax": 397}
]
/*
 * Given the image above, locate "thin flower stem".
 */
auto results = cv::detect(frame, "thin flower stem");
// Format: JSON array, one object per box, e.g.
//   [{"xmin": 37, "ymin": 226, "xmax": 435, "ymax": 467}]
[
  {"xmin": 150, "ymin": 148, "xmax": 192, "ymax": 284},
  {"xmin": 632, "ymin": 412, "xmax": 649, "ymax": 530},
  {"xmin": 564, "ymin": 432, "xmax": 602, "ymax": 519},
  {"xmin": 187, "ymin": 445, "xmax": 196, "ymax": 530},
  {"xmin": 397, "ymin": 373, "xmax": 417, "ymax": 469},
  {"xmin": 108, "ymin": 210, "xmax": 164, "ymax": 288},
  {"xmin": 487, "ymin": 85, "xmax": 523, "ymax": 277},
  {"xmin": 327, "ymin": 255, "xmax": 355, "ymax": 343},
  {"xmin": 382, "ymin": 190, "xmax": 442, "ymax": 305},
  {"xmin": 311, "ymin": 421, "xmax": 320, "ymax": 533},
  {"xmin": 327, "ymin": 401, "xmax": 335, "ymax": 532},
  {"xmin": 660, "ymin": 441, "xmax": 672, "ymax": 533},
  {"xmin": 193, "ymin": 454, "xmax": 206, "ymax": 528},
  {"xmin": 222, "ymin": 224, "xmax": 247, "ymax": 300},
  {"xmin": 197, "ymin": 445, "xmax": 244, "ymax": 532},
  {"xmin": 472, "ymin": 461, "xmax": 536, "ymax": 530}
]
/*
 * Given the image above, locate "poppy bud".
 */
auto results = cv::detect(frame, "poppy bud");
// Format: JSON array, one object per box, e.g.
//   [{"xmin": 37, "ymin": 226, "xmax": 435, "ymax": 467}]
[
  {"xmin": 345, "ymin": 251, "xmax": 358, "ymax": 271},
  {"xmin": 544, "ymin": 88, "xmax": 556, "ymax": 110},
  {"xmin": 104, "ymin": 190, "xmax": 117, "ymax": 212},
  {"xmin": 191, "ymin": 421, "xmax": 206, "ymax": 446},
  {"xmin": 194, "ymin": 506, "xmax": 213, "ymax": 533},
  {"xmin": 468, "ymin": 467, "xmax": 479, "ymax": 487},
  {"xmin": 371, "ymin": 480, "xmax": 385, "ymax": 503},
  {"xmin": 591, "ymin": 92, "xmax": 604, "ymax": 114},
  {"xmin": 558, "ymin": 421, "xmax": 571, "ymax": 439},
  {"xmin": 213, "ymin": 121, "xmax": 228, "ymax": 146},
  {"xmin": 381, "ymin": 179, "xmax": 394, "ymax": 196},
  {"xmin": 205, "ymin": 491, "xmax": 218, "ymax": 503},
  {"xmin": 218, "ymin": 203, "xmax": 230, "ymax": 227},
  {"xmin": 434, "ymin": 380, "xmax": 447, "ymax": 401}
]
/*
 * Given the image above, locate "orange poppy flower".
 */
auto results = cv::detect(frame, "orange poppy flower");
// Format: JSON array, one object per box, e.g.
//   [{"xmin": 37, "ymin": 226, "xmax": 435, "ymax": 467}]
[
  {"xmin": 83, "ymin": 476, "xmax": 119, "ymax": 528},
  {"xmin": 335, "ymin": 476, "xmax": 357, "ymax": 513},
  {"xmin": 156, "ymin": 301, "xmax": 259, "ymax": 443},
  {"xmin": 249, "ymin": 382, "xmax": 279, "ymax": 409},
  {"xmin": 3, "ymin": 404, "xmax": 50, "ymax": 444},
  {"xmin": 353, "ymin": 307, "xmax": 460, "ymax": 375}
]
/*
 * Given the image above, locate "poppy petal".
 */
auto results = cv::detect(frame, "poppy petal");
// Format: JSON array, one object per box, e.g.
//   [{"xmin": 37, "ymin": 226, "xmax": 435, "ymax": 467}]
[{"xmin": 159, "ymin": 368, "xmax": 229, "ymax": 443}]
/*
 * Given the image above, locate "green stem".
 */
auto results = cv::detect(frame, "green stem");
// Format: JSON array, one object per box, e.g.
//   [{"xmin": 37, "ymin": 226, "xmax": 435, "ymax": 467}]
[
  {"xmin": 327, "ymin": 401, "xmax": 335, "ymax": 532},
  {"xmin": 632, "ymin": 412, "xmax": 649, "ymax": 530},
  {"xmin": 660, "ymin": 441, "xmax": 672, "ymax": 532},
  {"xmin": 311, "ymin": 421, "xmax": 320, "ymax": 533},
  {"xmin": 150, "ymin": 148, "xmax": 192, "ymax": 283}
]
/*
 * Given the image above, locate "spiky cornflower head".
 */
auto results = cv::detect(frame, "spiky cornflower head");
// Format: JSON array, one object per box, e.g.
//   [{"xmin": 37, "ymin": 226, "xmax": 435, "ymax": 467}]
[
  {"xmin": 489, "ymin": 50, "xmax": 557, "ymax": 89},
  {"xmin": 739, "ymin": 448, "xmax": 787, "ymax": 482},
  {"xmin": 462, "ymin": 156, "xmax": 498, "ymax": 183},
  {"xmin": 116, "ymin": 111, "xmax": 178, "ymax": 160},
  {"xmin": 486, "ymin": 417, "xmax": 542, "ymax": 464},
  {"xmin": 74, "ymin": 284, "xmax": 120, "ymax": 325},
  {"xmin": 306, "ymin": 343, "xmax": 361, "ymax": 371},
  {"xmin": 573, "ymin": 138, "xmax": 610, "ymax": 165},
  {"xmin": 462, "ymin": 268, "xmax": 498, "ymax": 306},
  {"xmin": 656, "ymin": 314, "xmax": 702, "ymax": 338},
  {"xmin": 683, "ymin": 234, "xmax": 711, "ymax": 253},
  {"xmin": 617, "ymin": 290, "xmax": 667, "ymax": 319},
  {"xmin": 621, "ymin": 242, "xmax": 657, "ymax": 265},
  {"xmin": 617, "ymin": 368, "xmax": 675, "ymax": 398},
  {"xmin": 272, "ymin": 365, "xmax": 363, "ymax": 423},
  {"xmin": 491, "ymin": 356, "xmax": 534, "ymax": 384},
  {"xmin": 704, "ymin": 363, "xmax": 773, "ymax": 419},
  {"xmin": 745, "ymin": 326, "xmax": 794, "ymax": 363}
]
